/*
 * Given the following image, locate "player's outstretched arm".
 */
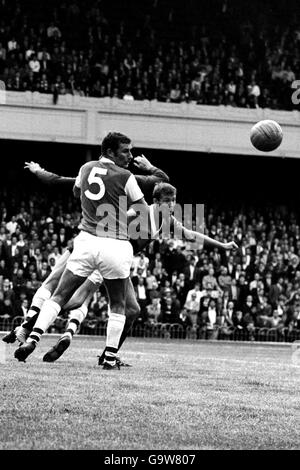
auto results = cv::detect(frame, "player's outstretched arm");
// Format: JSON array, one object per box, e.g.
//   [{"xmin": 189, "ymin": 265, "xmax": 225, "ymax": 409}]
[
  {"xmin": 24, "ymin": 161, "xmax": 76, "ymax": 186},
  {"xmin": 190, "ymin": 231, "xmax": 238, "ymax": 250},
  {"xmin": 172, "ymin": 216, "xmax": 238, "ymax": 251}
]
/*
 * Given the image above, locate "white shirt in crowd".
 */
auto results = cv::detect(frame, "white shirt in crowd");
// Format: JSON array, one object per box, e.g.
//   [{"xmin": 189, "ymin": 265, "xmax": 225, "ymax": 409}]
[
  {"xmin": 132, "ymin": 254, "xmax": 149, "ymax": 277},
  {"xmin": 207, "ymin": 307, "xmax": 217, "ymax": 327},
  {"xmin": 6, "ymin": 220, "xmax": 17, "ymax": 234},
  {"xmin": 185, "ymin": 288, "xmax": 202, "ymax": 304},
  {"xmin": 137, "ymin": 284, "xmax": 147, "ymax": 300}
]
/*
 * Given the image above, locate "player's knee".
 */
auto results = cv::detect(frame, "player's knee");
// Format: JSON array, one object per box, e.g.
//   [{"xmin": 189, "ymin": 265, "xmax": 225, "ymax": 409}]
[{"xmin": 110, "ymin": 301, "xmax": 126, "ymax": 315}]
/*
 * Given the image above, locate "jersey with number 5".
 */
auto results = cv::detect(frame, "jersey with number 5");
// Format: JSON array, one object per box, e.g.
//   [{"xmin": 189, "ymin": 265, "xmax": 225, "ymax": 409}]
[{"xmin": 75, "ymin": 158, "xmax": 144, "ymax": 239}]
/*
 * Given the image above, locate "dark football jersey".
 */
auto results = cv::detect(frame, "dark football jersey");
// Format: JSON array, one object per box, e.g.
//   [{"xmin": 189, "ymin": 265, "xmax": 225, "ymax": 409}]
[{"xmin": 75, "ymin": 157, "xmax": 143, "ymax": 239}]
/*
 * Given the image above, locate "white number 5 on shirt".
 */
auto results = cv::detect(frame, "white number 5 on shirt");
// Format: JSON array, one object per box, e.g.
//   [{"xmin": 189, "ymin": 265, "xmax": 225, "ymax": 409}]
[{"xmin": 84, "ymin": 167, "xmax": 108, "ymax": 201}]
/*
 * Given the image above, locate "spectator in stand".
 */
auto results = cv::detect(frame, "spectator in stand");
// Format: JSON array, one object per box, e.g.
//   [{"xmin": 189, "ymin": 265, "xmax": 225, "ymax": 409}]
[
  {"xmin": 90, "ymin": 292, "xmax": 108, "ymax": 324},
  {"xmin": 247, "ymin": 80, "xmax": 261, "ymax": 108},
  {"xmin": 172, "ymin": 273, "xmax": 188, "ymax": 307},
  {"xmin": 218, "ymin": 267, "xmax": 232, "ymax": 293},
  {"xmin": 37, "ymin": 260, "xmax": 51, "ymax": 282},
  {"xmin": 0, "ymin": 298, "xmax": 15, "ymax": 319},
  {"xmin": 168, "ymin": 246, "xmax": 187, "ymax": 275},
  {"xmin": 236, "ymin": 274, "xmax": 249, "ymax": 309},
  {"xmin": 123, "ymin": 89, "xmax": 134, "ymax": 101},
  {"xmin": 6, "ymin": 216, "xmax": 18, "ymax": 235},
  {"xmin": 184, "ymin": 282, "xmax": 202, "ymax": 304},
  {"xmin": 198, "ymin": 287, "xmax": 212, "ymax": 321},
  {"xmin": 134, "ymin": 276, "xmax": 148, "ymax": 322},
  {"xmin": 256, "ymin": 293, "xmax": 272, "ymax": 327},
  {"xmin": 158, "ymin": 296, "xmax": 180, "ymax": 324},
  {"xmin": 199, "ymin": 298, "xmax": 219, "ymax": 339},
  {"xmin": 183, "ymin": 257, "xmax": 201, "ymax": 289},
  {"xmin": 184, "ymin": 292, "xmax": 200, "ymax": 327},
  {"xmin": 169, "ymin": 83, "xmax": 181, "ymax": 103},
  {"xmin": 145, "ymin": 269, "xmax": 158, "ymax": 298},
  {"xmin": 7, "ymin": 37, "xmax": 18, "ymax": 53},
  {"xmin": 160, "ymin": 279, "xmax": 173, "ymax": 299},
  {"xmin": 178, "ymin": 308, "xmax": 193, "ymax": 338},
  {"xmin": 242, "ymin": 295, "xmax": 257, "ymax": 339},
  {"xmin": 28, "ymin": 55, "xmax": 40, "ymax": 74},
  {"xmin": 0, "ymin": 260, "xmax": 9, "ymax": 279},
  {"xmin": 47, "ymin": 22, "xmax": 61, "ymax": 40},
  {"xmin": 132, "ymin": 251, "xmax": 149, "ymax": 278},
  {"xmin": 268, "ymin": 277, "xmax": 284, "ymax": 308},
  {"xmin": 218, "ymin": 307, "xmax": 235, "ymax": 337},
  {"xmin": 146, "ymin": 297, "xmax": 161, "ymax": 324},
  {"xmin": 202, "ymin": 267, "xmax": 219, "ymax": 291},
  {"xmin": 14, "ymin": 297, "xmax": 29, "ymax": 319},
  {"xmin": 232, "ymin": 310, "xmax": 244, "ymax": 331},
  {"xmin": 285, "ymin": 302, "xmax": 300, "ymax": 332}
]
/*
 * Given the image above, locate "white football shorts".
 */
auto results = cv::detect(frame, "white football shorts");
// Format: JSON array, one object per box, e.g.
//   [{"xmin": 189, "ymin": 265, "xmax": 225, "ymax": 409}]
[
  {"xmin": 87, "ymin": 270, "xmax": 103, "ymax": 285},
  {"xmin": 66, "ymin": 230, "xmax": 133, "ymax": 280}
]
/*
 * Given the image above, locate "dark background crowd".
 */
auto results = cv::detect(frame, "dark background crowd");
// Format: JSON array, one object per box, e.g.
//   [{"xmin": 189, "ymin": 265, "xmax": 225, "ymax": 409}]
[{"xmin": 0, "ymin": 0, "xmax": 300, "ymax": 109}]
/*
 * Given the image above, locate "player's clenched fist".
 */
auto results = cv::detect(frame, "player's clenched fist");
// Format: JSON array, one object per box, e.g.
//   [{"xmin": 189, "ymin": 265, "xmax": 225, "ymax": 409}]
[{"xmin": 133, "ymin": 154, "xmax": 154, "ymax": 171}]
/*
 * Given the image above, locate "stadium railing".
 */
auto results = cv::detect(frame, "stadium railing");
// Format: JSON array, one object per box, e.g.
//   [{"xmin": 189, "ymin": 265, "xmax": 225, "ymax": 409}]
[{"xmin": 1, "ymin": 317, "xmax": 300, "ymax": 343}]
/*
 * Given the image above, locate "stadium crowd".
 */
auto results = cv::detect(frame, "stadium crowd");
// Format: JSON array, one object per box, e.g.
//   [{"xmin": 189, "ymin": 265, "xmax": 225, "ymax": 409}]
[
  {"xmin": 0, "ymin": 0, "xmax": 299, "ymax": 110},
  {"xmin": 0, "ymin": 186, "xmax": 300, "ymax": 341}
]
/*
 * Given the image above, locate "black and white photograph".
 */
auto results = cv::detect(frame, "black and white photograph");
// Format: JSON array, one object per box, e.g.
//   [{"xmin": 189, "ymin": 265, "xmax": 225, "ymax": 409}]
[{"xmin": 0, "ymin": 0, "xmax": 299, "ymax": 453}]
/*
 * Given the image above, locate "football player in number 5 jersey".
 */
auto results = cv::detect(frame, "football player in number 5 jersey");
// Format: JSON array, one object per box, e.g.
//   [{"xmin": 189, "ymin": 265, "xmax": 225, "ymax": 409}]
[{"xmin": 15, "ymin": 132, "xmax": 149, "ymax": 368}]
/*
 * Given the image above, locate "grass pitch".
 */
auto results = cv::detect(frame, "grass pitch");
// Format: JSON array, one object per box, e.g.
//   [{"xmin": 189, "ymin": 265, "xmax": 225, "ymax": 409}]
[{"xmin": 0, "ymin": 334, "xmax": 299, "ymax": 450}]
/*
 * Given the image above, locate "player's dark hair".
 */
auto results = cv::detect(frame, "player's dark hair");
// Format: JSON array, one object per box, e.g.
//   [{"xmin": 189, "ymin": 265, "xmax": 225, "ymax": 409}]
[
  {"xmin": 101, "ymin": 132, "xmax": 131, "ymax": 155},
  {"xmin": 153, "ymin": 182, "xmax": 177, "ymax": 201}
]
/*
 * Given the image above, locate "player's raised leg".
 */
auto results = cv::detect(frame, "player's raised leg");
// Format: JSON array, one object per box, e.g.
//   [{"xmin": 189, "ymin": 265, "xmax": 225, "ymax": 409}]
[
  {"xmin": 42, "ymin": 272, "xmax": 101, "ymax": 362},
  {"xmin": 42, "ymin": 294, "xmax": 91, "ymax": 362},
  {"xmin": 14, "ymin": 230, "xmax": 96, "ymax": 361},
  {"xmin": 2, "ymin": 250, "xmax": 71, "ymax": 344},
  {"xmin": 14, "ymin": 268, "xmax": 86, "ymax": 362}
]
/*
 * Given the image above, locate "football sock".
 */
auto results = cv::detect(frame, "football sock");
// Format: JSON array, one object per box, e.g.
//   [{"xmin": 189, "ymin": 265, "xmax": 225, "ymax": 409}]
[
  {"xmin": 104, "ymin": 313, "xmax": 126, "ymax": 364},
  {"xmin": 60, "ymin": 304, "xmax": 88, "ymax": 340},
  {"xmin": 68, "ymin": 304, "xmax": 88, "ymax": 326},
  {"xmin": 21, "ymin": 286, "xmax": 52, "ymax": 331},
  {"xmin": 27, "ymin": 300, "xmax": 61, "ymax": 344},
  {"xmin": 117, "ymin": 317, "xmax": 135, "ymax": 350},
  {"xmin": 29, "ymin": 286, "xmax": 52, "ymax": 311},
  {"xmin": 61, "ymin": 330, "xmax": 73, "ymax": 340},
  {"xmin": 98, "ymin": 317, "xmax": 134, "ymax": 363}
]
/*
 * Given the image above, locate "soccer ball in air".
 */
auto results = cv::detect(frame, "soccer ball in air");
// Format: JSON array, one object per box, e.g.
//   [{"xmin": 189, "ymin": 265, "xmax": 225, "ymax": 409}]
[{"xmin": 250, "ymin": 119, "xmax": 283, "ymax": 152}]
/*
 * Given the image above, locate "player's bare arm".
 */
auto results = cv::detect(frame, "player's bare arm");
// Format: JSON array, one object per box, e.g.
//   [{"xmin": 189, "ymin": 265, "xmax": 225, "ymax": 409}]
[
  {"xmin": 186, "ymin": 230, "xmax": 238, "ymax": 251},
  {"xmin": 172, "ymin": 216, "xmax": 238, "ymax": 251}
]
